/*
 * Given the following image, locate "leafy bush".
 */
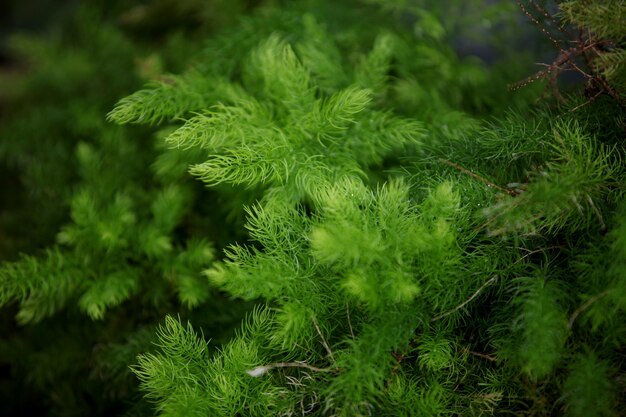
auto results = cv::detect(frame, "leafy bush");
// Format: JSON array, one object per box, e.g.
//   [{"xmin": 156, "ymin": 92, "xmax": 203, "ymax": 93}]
[{"xmin": 1, "ymin": 0, "xmax": 625, "ymax": 415}]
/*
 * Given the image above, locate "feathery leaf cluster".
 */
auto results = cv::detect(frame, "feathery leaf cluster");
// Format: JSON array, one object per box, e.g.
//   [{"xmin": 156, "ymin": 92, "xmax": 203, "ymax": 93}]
[{"xmin": 2, "ymin": 0, "xmax": 626, "ymax": 416}]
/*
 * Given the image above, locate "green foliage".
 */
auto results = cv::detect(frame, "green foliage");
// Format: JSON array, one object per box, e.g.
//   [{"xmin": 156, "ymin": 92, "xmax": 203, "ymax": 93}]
[
  {"xmin": 559, "ymin": 1, "xmax": 626, "ymax": 41},
  {"xmin": 102, "ymin": 1, "xmax": 626, "ymax": 415},
  {"xmin": 0, "ymin": 1, "xmax": 257, "ymax": 414},
  {"xmin": 135, "ymin": 311, "xmax": 280, "ymax": 417},
  {"xmin": 562, "ymin": 352, "xmax": 617, "ymax": 417},
  {"xmin": 2, "ymin": 0, "xmax": 626, "ymax": 416},
  {"xmin": 1, "ymin": 125, "xmax": 216, "ymax": 323},
  {"xmin": 112, "ymin": 28, "xmax": 423, "ymax": 203},
  {"xmin": 0, "ymin": 8, "xmax": 139, "ymax": 255},
  {"xmin": 570, "ymin": 201, "xmax": 626, "ymax": 334},
  {"xmin": 0, "ymin": 249, "xmax": 83, "ymax": 324},
  {"xmin": 513, "ymin": 274, "xmax": 569, "ymax": 379},
  {"xmin": 107, "ymin": 72, "xmax": 245, "ymax": 125},
  {"xmin": 482, "ymin": 120, "xmax": 619, "ymax": 236}
]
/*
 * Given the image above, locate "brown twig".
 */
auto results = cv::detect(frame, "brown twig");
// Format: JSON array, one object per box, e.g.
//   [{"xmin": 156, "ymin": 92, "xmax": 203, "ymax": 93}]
[
  {"xmin": 512, "ymin": 1, "xmax": 626, "ymax": 111},
  {"xmin": 346, "ymin": 303, "xmax": 355, "ymax": 339},
  {"xmin": 439, "ymin": 159, "xmax": 519, "ymax": 196},
  {"xmin": 246, "ymin": 361, "xmax": 333, "ymax": 377},
  {"xmin": 568, "ymin": 290, "xmax": 611, "ymax": 329},
  {"xmin": 512, "ymin": 245, "xmax": 564, "ymax": 265},
  {"xmin": 431, "ymin": 276, "xmax": 498, "ymax": 322},
  {"xmin": 312, "ymin": 315, "xmax": 335, "ymax": 362},
  {"xmin": 463, "ymin": 348, "xmax": 498, "ymax": 362},
  {"xmin": 565, "ymin": 89, "xmax": 603, "ymax": 114},
  {"xmin": 517, "ymin": 1, "xmax": 563, "ymax": 50},
  {"xmin": 528, "ymin": 0, "xmax": 569, "ymax": 36}
]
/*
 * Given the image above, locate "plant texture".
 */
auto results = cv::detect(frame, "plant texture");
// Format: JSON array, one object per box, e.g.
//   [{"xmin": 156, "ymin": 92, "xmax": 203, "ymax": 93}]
[{"xmin": 1, "ymin": 0, "xmax": 625, "ymax": 416}]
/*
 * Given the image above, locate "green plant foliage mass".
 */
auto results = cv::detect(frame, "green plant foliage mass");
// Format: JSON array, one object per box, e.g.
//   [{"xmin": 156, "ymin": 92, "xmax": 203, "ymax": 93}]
[{"xmin": 1, "ymin": 0, "xmax": 625, "ymax": 416}]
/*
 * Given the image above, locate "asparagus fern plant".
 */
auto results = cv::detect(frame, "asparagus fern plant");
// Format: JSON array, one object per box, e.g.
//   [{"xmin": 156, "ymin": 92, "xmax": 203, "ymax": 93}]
[{"xmin": 1, "ymin": 0, "xmax": 625, "ymax": 416}]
